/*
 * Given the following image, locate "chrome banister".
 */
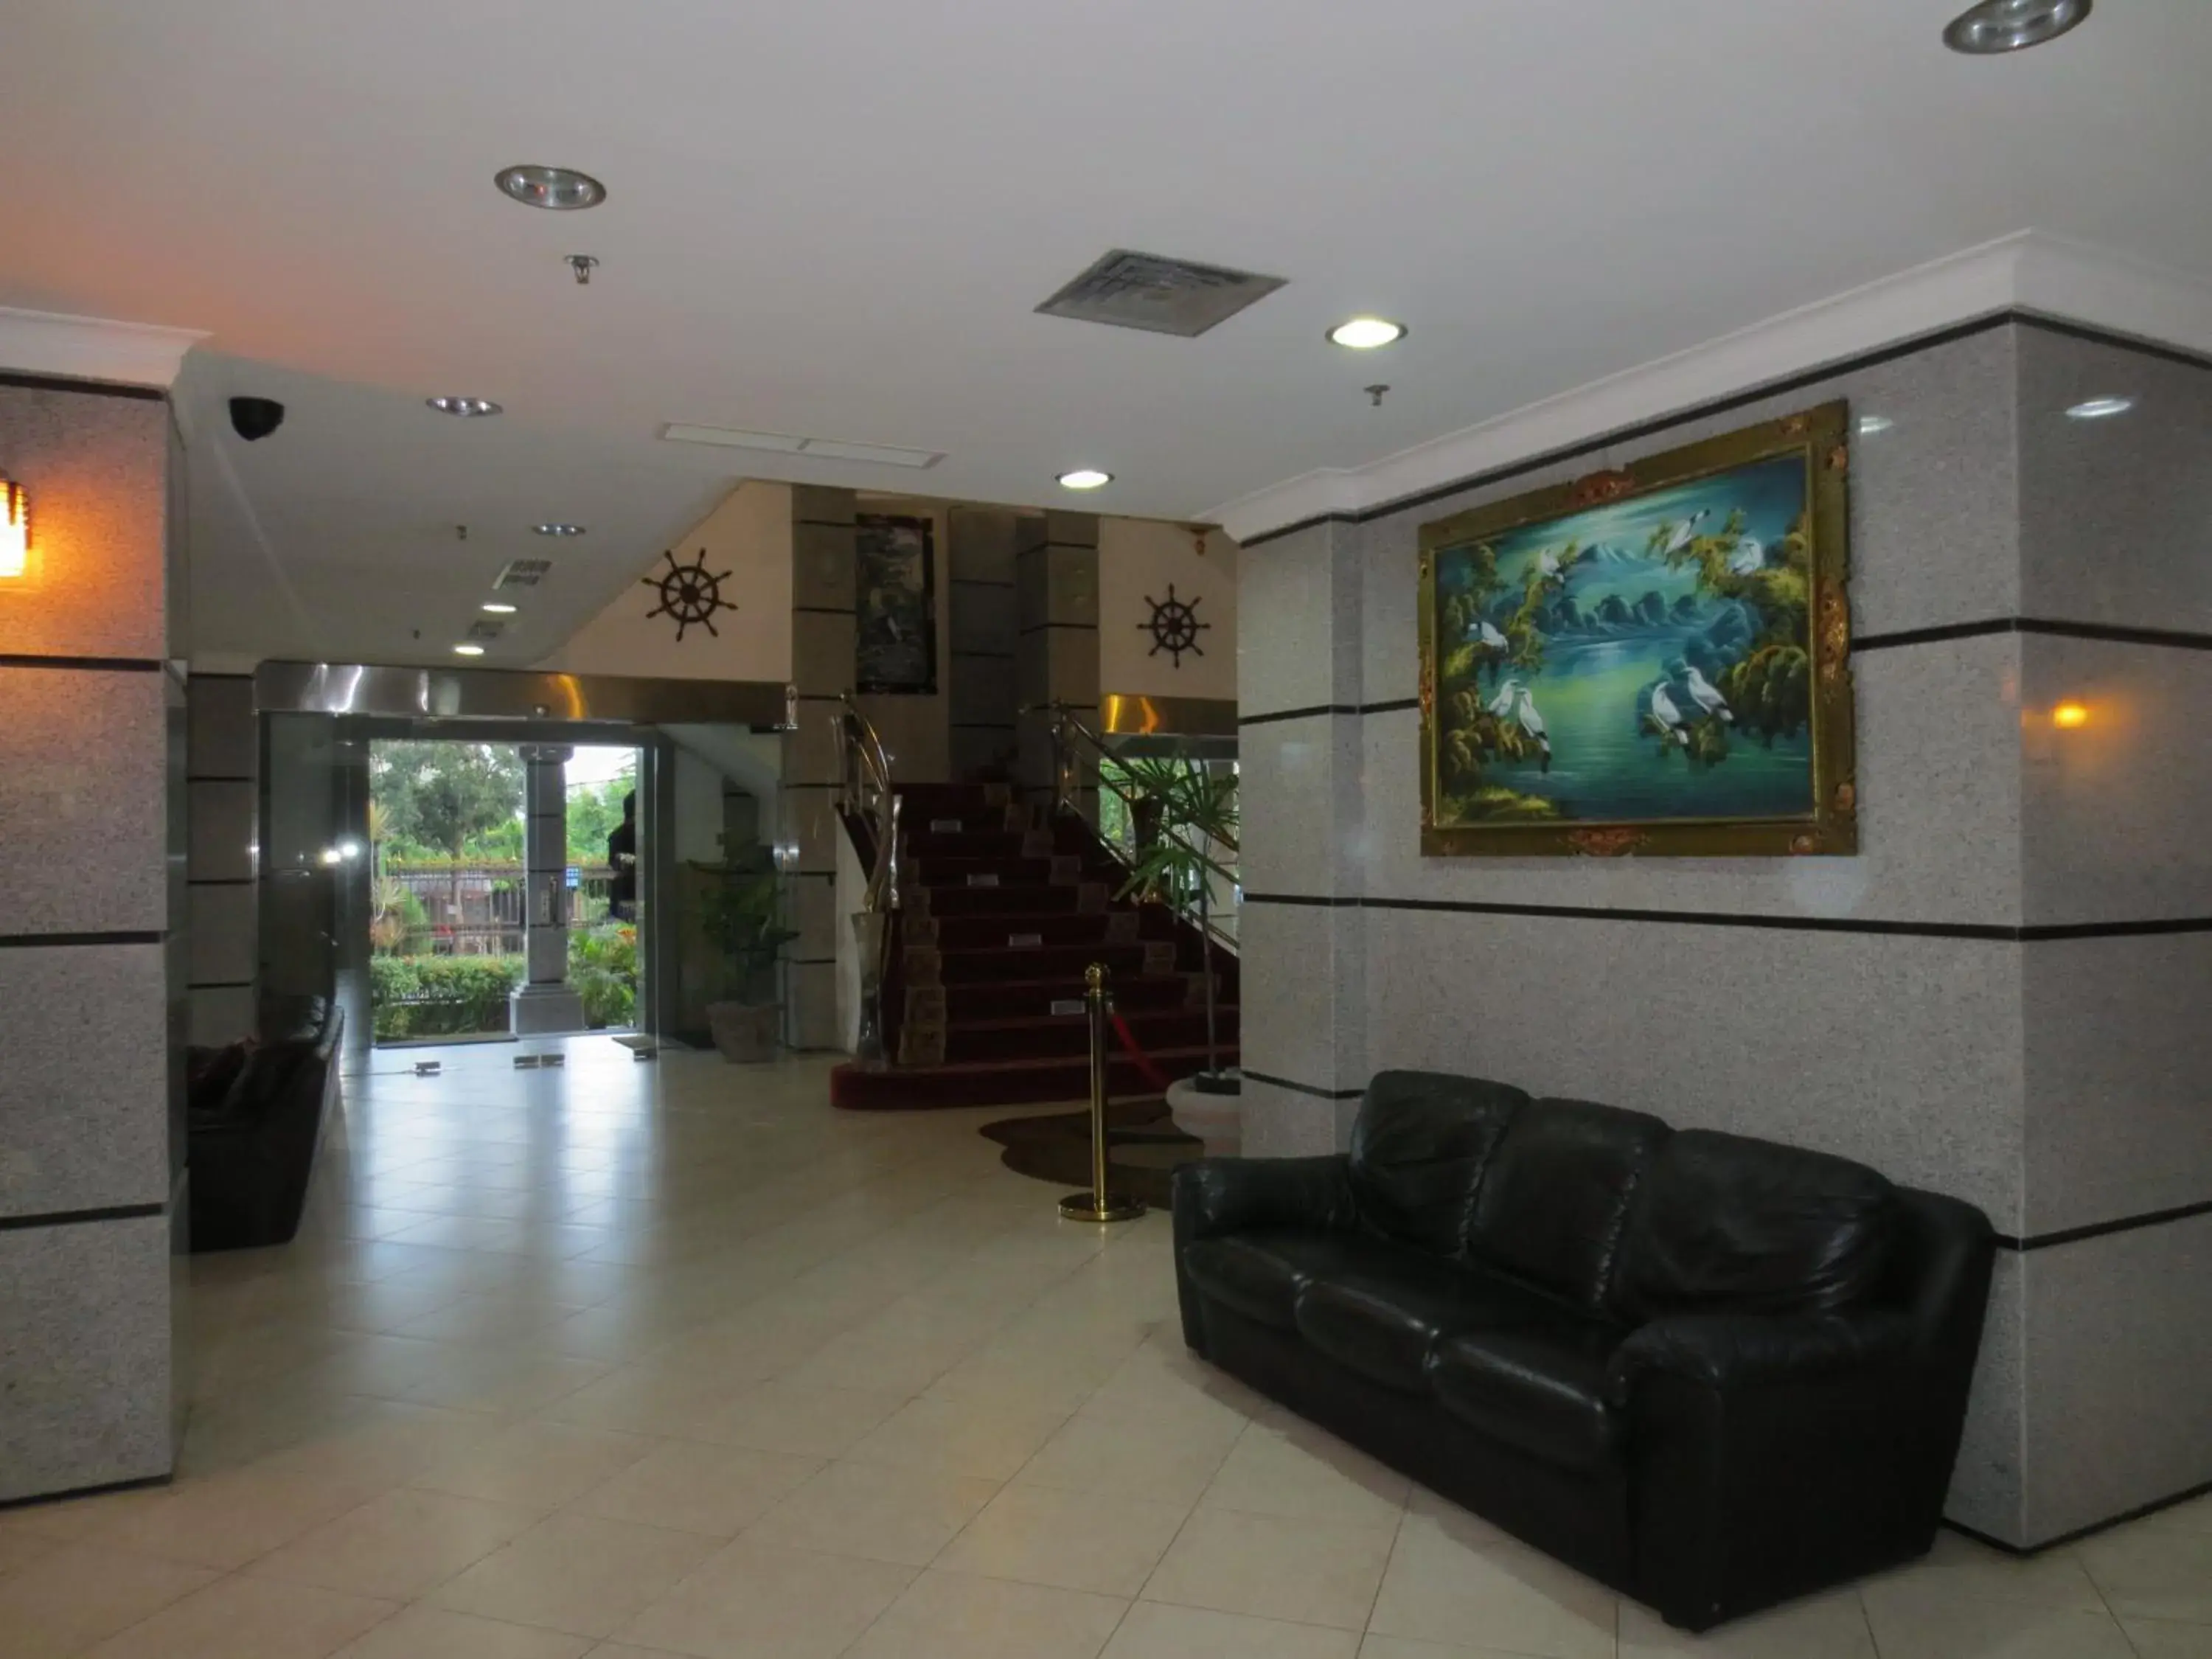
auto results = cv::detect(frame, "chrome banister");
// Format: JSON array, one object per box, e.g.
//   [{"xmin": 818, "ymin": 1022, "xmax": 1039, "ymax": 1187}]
[{"xmin": 834, "ymin": 695, "xmax": 900, "ymax": 1068}]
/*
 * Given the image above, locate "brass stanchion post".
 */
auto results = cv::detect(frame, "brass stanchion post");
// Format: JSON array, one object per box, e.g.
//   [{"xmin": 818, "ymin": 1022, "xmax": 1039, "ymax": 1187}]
[{"xmin": 1059, "ymin": 962, "xmax": 1144, "ymax": 1223}]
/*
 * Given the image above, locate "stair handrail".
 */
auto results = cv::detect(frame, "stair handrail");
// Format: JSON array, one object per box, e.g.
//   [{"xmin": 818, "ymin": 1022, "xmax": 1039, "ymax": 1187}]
[
  {"xmin": 1020, "ymin": 700, "xmax": 1238, "ymax": 955},
  {"xmin": 834, "ymin": 694, "xmax": 901, "ymax": 1068}
]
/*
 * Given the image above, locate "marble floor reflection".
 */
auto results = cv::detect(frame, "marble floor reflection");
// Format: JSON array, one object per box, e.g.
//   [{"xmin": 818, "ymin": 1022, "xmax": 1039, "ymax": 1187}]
[{"xmin": 1, "ymin": 1034, "xmax": 2208, "ymax": 1657}]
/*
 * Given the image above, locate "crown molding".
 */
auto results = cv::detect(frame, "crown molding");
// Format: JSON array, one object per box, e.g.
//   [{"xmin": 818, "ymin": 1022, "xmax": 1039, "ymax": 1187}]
[
  {"xmin": 1211, "ymin": 232, "xmax": 2212, "ymax": 544},
  {"xmin": 0, "ymin": 305, "xmax": 207, "ymax": 390}
]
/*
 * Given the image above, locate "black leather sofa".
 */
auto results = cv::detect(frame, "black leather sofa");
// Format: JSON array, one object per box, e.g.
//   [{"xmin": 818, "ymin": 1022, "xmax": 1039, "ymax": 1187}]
[
  {"xmin": 1172, "ymin": 1070, "xmax": 1994, "ymax": 1631},
  {"xmin": 187, "ymin": 995, "xmax": 343, "ymax": 1252}
]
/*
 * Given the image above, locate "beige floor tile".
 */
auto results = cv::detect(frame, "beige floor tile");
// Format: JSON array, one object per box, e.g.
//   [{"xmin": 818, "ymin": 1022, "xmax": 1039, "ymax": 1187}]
[
  {"xmin": 1858, "ymin": 1526, "xmax": 2106, "ymax": 1616},
  {"xmin": 410, "ymin": 1420, "xmax": 660, "ymax": 1514},
  {"xmin": 842, "ymin": 1568, "xmax": 1130, "ymax": 1659},
  {"xmin": 2079, "ymin": 1523, "xmax": 2212, "ymax": 1623},
  {"xmin": 85, "ymin": 1573, "xmax": 396, "ymax": 1659},
  {"xmin": 0, "ymin": 1489, "xmax": 136, "ymax": 1543},
  {"xmin": 1860, "ymin": 1591, "xmax": 2135, "ymax": 1659},
  {"xmin": 936, "ymin": 1484, "xmax": 1194, "ymax": 1597},
  {"xmin": 1142, "ymin": 1505, "xmax": 1396, "ymax": 1630},
  {"xmin": 1368, "ymin": 1520, "xmax": 1617, "ymax": 1659},
  {"xmin": 430, "ymin": 1509, "xmax": 720, "ymax": 1638},
  {"xmin": 248, "ymin": 1486, "xmax": 539, "ymax": 1599},
  {"xmin": 1016, "ymin": 1408, "xmax": 1246, "ymax": 1507},
  {"xmin": 686, "ymin": 1379, "xmax": 912, "ymax": 1458},
  {"xmin": 0, "ymin": 1541, "xmax": 220, "ymax": 1659},
  {"xmin": 2138, "ymin": 1494, "xmax": 2212, "ymax": 1537},
  {"xmin": 843, "ymin": 1395, "xmax": 1070, "ymax": 1481},
  {"xmin": 1197, "ymin": 1420, "xmax": 1411, "ymax": 1528},
  {"xmin": 0, "ymin": 1526, "xmax": 62, "ymax": 1578},
  {"xmin": 79, "ymin": 1459, "xmax": 386, "ymax": 1571},
  {"xmin": 333, "ymin": 1604, "xmax": 595, "ymax": 1658},
  {"xmin": 615, "ymin": 1537, "xmax": 916, "ymax": 1659},
  {"xmin": 2125, "ymin": 1618, "xmax": 2212, "ymax": 1658},
  {"xmin": 1360, "ymin": 1638, "xmax": 1574, "ymax": 1659},
  {"xmin": 1618, "ymin": 1590, "xmax": 1874, "ymax": 1656},
  {"xmin": 740, "ymin": 1458, "xmax": 999, "ymax": 1567},
  {"xmin": 574, "ymin": 1441, "xmax": 824, "ymax": 1537},
  {"xmin": 1105, "ymin": 1599, "xmax": 1360, "ymax": 1658},
  {"xmin": 540, "ymin": 1359, "xmax": 753, "ymax": 1436},
  {"xmin": 399, "ymin": 1344, "xmax": 611, "ymax": 1416}
]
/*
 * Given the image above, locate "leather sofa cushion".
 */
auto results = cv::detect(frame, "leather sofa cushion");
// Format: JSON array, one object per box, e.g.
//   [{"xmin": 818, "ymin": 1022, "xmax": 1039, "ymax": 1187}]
[
  {"xmin": 1294, "ymin": 1261, "xmax": 1572, "ymax": 1394},
  {"xmin": 1430, "ymin": 1323, "xmax": 1627, "ymax": 1470},
  {"xmin": 1467, "ymin": 1099, "xmax": 1670, "ymax": 1310},
  {"xmin": 1349, "ymin": 1071, "xmax": 1528, "ymax": 1258},
  {"xmin": 1610, "ymin": 1130, "xmax": 1899, "ymax": 1324},
  {"xmin": 1183, "ymin": 1230, "xmax": 1439, "ymax": 1332}
]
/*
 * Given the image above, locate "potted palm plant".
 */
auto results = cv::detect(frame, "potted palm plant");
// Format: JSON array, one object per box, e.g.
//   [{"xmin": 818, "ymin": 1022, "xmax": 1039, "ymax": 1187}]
[
  {"xmin": 1113, "ymin": 758, "xmax": 1239, "ymax": 1093},
  {"xmin": 695, "ymin": 863, "xmax": 798, "ymax": 1063}
]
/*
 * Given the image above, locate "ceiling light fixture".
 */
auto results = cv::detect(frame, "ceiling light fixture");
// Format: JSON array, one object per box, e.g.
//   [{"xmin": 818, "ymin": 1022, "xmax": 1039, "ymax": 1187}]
[
  {"xmin": 427, "ymin": 396, "xmax": 502, "ymax": 417},
  {"xmin": 452, "ymin": 643, "xmax": 485, "ymax": 656},
  {"xmin": 481, "ymin": 602, "xmax": 518, "ymax": 614},
  {"xmin": 2065, "ymin": 396, "xmax": 2133, "ymax": 420},
  {"xmin": 1857, "ymin": 415, "xmax": 1893, "ymax": 436},
  {"xmin": 1057, "ymin": 469, "xmax": 1113, "ymax": 491},
  {"xmin": 532, "ymin": 523, "xmax": 585, "ymax": 537},
  {"xmin": 1943, "ymin": 0, "xmax": 2092, "ymax": 55},
  {"xmin": 1327, "ymin": 317, "xmax": 1407, "ymax": 350},
  {"xmin": 494, "ymin": 165, "xmax": 607, "ymax": 210}
]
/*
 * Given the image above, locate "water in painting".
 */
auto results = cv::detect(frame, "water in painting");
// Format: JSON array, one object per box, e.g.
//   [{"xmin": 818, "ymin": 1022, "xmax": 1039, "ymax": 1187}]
[{"xmin": 1431, "ymin": 453, "xmax": 1815, "ymax": 826}]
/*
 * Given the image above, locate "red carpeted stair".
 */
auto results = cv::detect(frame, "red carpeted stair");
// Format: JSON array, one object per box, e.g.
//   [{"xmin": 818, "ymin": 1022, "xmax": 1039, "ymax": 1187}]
[{"xmin": 830, "ymin": 782, "xmax": 1238, "ymax": 1110}]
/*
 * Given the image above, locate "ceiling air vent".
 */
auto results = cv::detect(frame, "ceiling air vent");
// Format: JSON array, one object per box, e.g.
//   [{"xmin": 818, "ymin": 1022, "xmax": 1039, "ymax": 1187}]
[
  {"xmin": 466, "ymin": 618, "xmax": 507, "ymax": 641},
  {"xmin": 495, "ymin": 557, "xmax": 553, "ymax": 589},
  {"xmin": 658, "ymin": 424, "xmax": 944, "ymax": 470},
  {"xmin": 1035, "ymin": 248, "xmax": 1287, "ymax": 338}
]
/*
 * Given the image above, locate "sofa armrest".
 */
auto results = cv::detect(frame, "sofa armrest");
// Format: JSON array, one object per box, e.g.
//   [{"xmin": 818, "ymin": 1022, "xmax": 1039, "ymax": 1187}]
[
  {"xmin": 1608, "ymin": 1307, "xmax": 1916, "ymax": 1402},
  {"xmin": 1172, "ymin": 1155, "xmax": 1357, "ymax": 1243}
]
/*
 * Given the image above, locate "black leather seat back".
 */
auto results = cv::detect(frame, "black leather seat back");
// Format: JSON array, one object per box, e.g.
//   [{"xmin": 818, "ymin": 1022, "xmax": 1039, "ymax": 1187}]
[
  {"xmin": 1466, "ymin": 1098, "xmax": 1669, "ymax": 1309},
  {"xmin": 1610, "ymin": 1130, "xmax": 1899, "ymax": 1324},
  {"xmin": 1349, "ymin": 1071, "xmax": 1528, "ymax": 1257}
]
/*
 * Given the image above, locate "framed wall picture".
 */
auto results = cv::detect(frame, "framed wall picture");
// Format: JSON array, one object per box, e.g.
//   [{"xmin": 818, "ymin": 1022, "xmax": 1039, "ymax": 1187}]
[
  {"xmin": 1418, "ymin": 400, "xmax": 1857, "ymax": 856},
  {"xmin": 855, "ymin": 514, "xmax": 938, "ymax": 695}
]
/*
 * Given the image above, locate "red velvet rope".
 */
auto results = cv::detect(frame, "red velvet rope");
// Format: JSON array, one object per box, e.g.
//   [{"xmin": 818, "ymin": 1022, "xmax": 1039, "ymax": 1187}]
[{"xmin": 1109, "ymin": 1010, "xmax": 1176, "ymax": 1094}]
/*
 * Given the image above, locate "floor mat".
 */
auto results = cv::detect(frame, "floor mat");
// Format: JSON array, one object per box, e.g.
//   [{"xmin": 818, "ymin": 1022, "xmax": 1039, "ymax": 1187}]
[{"xmin": 978, "ymin": 1099, "xmax": 1204, "ymax": 1209}]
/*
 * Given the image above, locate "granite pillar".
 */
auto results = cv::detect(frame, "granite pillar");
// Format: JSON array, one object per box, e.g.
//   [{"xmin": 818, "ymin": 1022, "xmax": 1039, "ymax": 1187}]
[{"xmin": 510, "ymin": 744, "xmax": 583, "ymax": 1034}]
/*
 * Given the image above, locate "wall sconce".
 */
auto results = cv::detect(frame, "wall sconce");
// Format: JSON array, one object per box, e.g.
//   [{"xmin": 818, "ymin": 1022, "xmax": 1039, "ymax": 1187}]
[
  {"xmin": 2052, "ymin": 701, "xmax": 2091, "ymax": 731},
  {"xmin": 0, "ymin": 476, "xmax": 28, "ymax": 582}
]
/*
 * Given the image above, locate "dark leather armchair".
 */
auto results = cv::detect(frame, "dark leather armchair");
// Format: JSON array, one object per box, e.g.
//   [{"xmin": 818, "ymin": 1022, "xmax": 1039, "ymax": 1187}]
[
  {"xmin": 187, "ymin": 996, "xmax": 344, "ymax": 1252},
  {"xmin": 1172, "ymin": 1071, "xmax": 1994, "ymax": 1631}
]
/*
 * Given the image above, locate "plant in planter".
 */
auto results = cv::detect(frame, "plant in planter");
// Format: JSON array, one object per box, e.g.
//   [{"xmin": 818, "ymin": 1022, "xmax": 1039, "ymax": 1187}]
[
  {"xmin": 695, "ymin": 862, "xmax": 799, "ymax": 1063},
  {"xmin": 1110, "ymin": 758, "xmax": 1239, "ymax": 1092}
]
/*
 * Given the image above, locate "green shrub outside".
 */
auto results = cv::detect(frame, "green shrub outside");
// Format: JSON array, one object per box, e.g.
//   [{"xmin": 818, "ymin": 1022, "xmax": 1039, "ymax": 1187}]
[
  {"xmin": 369, "ymin": 926, "xmax": 639, "ymax": 1040},
  {"xmin": 570, "ymin": 924, "xmax": 638, "ymax": 1031}
]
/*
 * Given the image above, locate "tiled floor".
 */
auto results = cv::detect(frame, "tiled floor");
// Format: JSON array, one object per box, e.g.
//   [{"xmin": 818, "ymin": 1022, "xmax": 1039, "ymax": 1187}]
[{"xmin": 4, "ymin": 1035, "xmax": 2210, "ymax": 1658}]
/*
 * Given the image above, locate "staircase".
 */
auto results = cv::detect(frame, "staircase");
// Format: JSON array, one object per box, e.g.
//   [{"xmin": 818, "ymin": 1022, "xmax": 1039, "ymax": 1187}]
[{"xmin": 828, "ymin": 782, "xmax": 1238, "ymax": 1111}]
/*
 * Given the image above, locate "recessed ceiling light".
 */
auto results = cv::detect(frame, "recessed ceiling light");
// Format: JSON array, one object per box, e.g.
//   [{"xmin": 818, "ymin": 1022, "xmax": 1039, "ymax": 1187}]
[
  {"xmin": 1943, "ymin": 0, "xmax": 2092, "ymax": 55},
  {"xmin": 452, "ymin": 643, "xmax": 485, "ymax": 656},
  {"xmin": 2065, "ymin": 396, "xmax": 2133, "ymax": 420},
  {"xmin": 1856, "ymin": 415, "xmax": 1893, "ymax": 436},
  {"xmin": 427, "ymin": 396, "xmax": 502, "ymax": 417},
  {"xmin": 481, "ymin": 602, "xmax": 518, "ymax": 614},
  {"xmin": 532, "ymin": 523, "xmax": 586, "ymax": 537},
  {"xmin": 494, "ymin": 164, "xmax": 607, "ymax": 210},
  {"xmin": 1327, "ymin": 317, "xmax": 1407, "ymax": 350},
  {"xmin": 1057, "ymin": 469, "xmax": 1113, "ymax": 490}
]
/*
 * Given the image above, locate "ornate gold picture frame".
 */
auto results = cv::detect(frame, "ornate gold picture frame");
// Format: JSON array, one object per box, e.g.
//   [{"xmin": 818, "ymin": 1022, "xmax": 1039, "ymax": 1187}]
[{"xmin": 1418, "ymin": 401, "xmax": 1857, "ymax": 857}]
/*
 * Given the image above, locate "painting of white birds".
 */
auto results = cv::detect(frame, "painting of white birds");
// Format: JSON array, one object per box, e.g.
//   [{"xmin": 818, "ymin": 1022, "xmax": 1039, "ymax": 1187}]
[{"xmin": 1421, "ymin": 403, "xmax": 1856, "ymax": 855}]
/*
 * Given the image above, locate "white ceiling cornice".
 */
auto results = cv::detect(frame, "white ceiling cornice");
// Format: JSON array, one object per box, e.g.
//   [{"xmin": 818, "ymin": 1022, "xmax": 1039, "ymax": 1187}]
[
  {"xmin": 1209, "ymin": 232, "xmax": 2212, "ymax": 545},
  {"xmin": 0, "ymin": 304, "xmax": 207, "ymax": 390}
]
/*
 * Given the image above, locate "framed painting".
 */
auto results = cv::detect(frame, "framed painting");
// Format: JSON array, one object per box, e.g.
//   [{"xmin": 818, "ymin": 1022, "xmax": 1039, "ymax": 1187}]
[
  {"xmin": 855, "ymin": 514, "xmax": 938, "ymax": 695},
  {"xmin": 1418, "ymin": 401, "xmax": 1857, "ymax": 856}
]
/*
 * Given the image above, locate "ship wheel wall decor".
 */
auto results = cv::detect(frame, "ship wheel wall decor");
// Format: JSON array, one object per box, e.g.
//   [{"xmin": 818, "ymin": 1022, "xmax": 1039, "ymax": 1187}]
[
  {"xmin": 642, "ymin": 547, "xmax": 737, "ymax": 641},
  {"xmin": 1139, "ymin": 582, "xmax": 1209, "ymax": 668}
]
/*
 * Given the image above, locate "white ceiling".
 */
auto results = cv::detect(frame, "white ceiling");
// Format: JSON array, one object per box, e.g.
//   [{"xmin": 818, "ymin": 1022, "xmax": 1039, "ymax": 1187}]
[{"xmin": 4, "ymin": 0, "xmax": 2209, "ymax": 666}]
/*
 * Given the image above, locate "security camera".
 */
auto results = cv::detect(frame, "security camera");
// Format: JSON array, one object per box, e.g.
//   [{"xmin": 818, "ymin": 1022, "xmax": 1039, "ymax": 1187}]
[{"xmin": 229, "ymin": 397, "xmax": 286, "ymax": 442}]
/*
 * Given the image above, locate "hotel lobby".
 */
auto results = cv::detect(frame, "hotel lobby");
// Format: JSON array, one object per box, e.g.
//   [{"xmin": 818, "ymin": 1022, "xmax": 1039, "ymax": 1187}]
[{"xmin": 4, "ymin": 1, "xmax": 2211, "ymax": 1654}]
